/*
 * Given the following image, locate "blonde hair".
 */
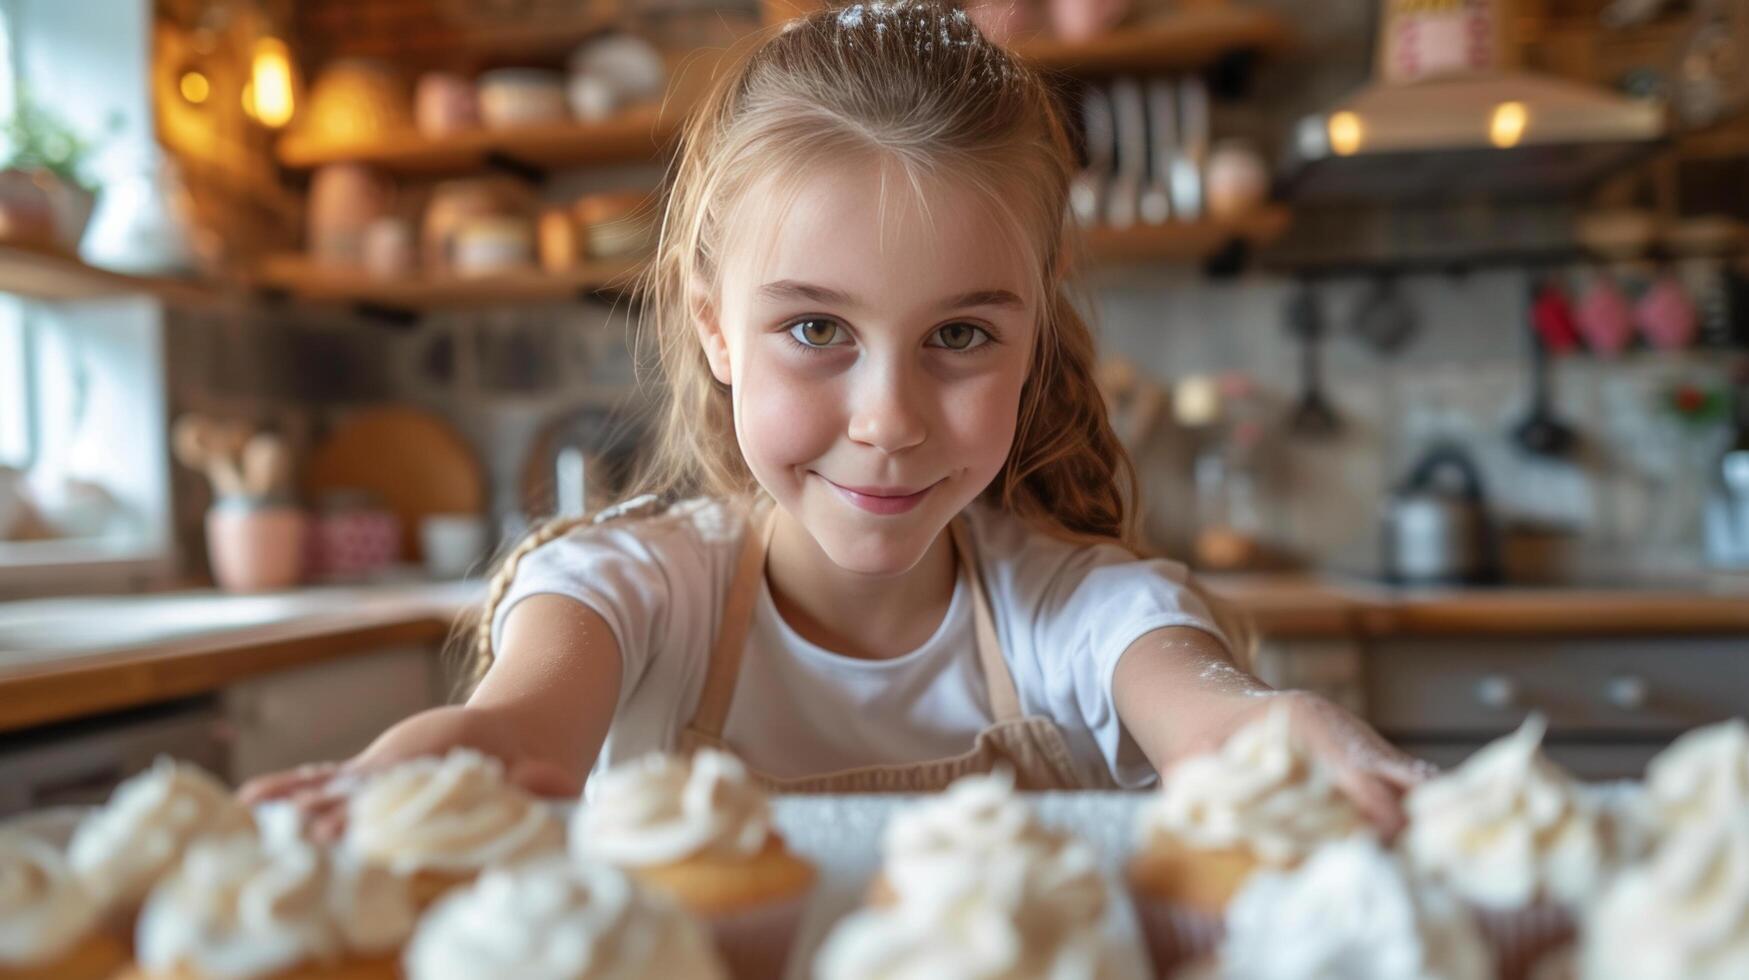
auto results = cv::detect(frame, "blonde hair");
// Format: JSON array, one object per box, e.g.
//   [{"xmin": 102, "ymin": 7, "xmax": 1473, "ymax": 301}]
[{"xmin": 463, "ymin": 0, "xmax": 1252, "ymax": 690}]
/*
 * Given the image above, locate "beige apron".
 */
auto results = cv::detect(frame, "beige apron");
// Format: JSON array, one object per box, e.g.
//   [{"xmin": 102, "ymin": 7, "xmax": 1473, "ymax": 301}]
[{"xmin": 675, "ymin": 501, "xmax": 1096, "ymax": 793}]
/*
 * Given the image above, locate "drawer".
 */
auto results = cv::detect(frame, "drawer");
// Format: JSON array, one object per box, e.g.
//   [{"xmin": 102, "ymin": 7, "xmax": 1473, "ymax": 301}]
[{"xmin": 1363, "ymin": 636, "xmax": 1749, "ymax": 737}]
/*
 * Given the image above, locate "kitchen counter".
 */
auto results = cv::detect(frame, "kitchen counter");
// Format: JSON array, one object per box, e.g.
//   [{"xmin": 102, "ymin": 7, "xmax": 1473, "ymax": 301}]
[{"xmin": 4, "ymin": 573, "xmax": 1749, "ymax": 735}]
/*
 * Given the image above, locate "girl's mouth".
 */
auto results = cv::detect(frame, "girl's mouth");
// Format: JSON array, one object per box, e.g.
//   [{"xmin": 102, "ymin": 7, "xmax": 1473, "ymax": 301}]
[{"xmin": 821, "ymin": 476, "xmax": 941, "ymax": 515}]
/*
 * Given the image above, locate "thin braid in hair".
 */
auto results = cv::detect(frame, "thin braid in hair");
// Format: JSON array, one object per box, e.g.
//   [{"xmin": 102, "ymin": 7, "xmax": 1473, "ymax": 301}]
[{"xmin": 459, "ymin": 512, "xmax": 598, "ymax": 694}]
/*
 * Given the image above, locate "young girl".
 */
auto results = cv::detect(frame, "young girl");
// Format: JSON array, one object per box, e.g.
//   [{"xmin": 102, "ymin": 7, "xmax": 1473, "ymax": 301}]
[{"xmin": 247, "ymin": 0, "xmax": 1428, "ymax": 831}]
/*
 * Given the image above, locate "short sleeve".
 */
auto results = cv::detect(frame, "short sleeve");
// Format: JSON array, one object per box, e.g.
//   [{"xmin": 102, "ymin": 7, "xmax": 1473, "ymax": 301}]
[
  {"xmin": 488, "ymin": 519, "xmax": 678, "ymax": 711},
  {"xmin": 1023, "ymin": 541, "xmax": 1230, "ymax": 790}
]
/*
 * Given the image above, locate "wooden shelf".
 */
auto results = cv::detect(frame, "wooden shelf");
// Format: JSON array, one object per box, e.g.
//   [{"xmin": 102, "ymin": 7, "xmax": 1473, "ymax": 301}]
[
  {"xmin": 1011, "ymin": 6, "xmax": 1290, "ymax": 76},
  {"xmin": 0, "ymin": 243, "xmax": 219, "ymax": 306},
  {"xmin": 278, "ymin": 103, "xmax": 682, "ymax": 176},
  {"xmin": 1083, "ymin": 205, "xmax": 1290, "ymax": 264},
  {"xmin": 252, "ymin": 254, "xmax": 646, "ymax": 311}
]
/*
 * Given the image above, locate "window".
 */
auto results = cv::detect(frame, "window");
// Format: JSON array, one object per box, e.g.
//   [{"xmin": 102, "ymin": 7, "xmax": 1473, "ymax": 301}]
[{"xmin": 0, "ymin": 299, "xmax": 29, "ymax": 469}]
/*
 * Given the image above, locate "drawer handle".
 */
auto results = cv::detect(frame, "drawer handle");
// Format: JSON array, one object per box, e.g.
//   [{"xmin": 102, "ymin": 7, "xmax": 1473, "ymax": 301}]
[
  {"xmin": 1475, "ymin": 674, "xmax": 1519, "ymax": 711},
  {"xmin": 1606, "ymin": 675, "xmax": 1650, "ymax": 711}
]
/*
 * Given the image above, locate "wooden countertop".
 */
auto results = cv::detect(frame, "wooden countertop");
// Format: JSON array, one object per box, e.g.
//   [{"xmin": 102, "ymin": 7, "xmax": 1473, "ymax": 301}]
[{"xmin": 4, "ymin": 575, "xmax": 1749, "ymax": 734}]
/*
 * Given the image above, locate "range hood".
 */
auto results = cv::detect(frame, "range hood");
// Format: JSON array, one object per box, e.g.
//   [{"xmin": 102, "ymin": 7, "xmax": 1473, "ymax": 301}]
[{"xmin": 1282, "ymin": 69, "xmax": 1668, "ymax": 201}]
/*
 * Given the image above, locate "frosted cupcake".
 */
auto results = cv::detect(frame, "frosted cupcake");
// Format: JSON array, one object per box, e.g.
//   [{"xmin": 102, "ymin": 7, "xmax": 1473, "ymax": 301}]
[
  {"xmin": 1578, "ymin": 811, "xmax": 1749, "ymax": 980},
  {"xmin": 871, "ymin": 768, "xmax": 1096, "ymax": 909},
  {"xmin": 117, "ymin": 830, "xmax": 416, "ymax": 980},
  {"xmin": 343, "ymin": 748, "xmax": 565, "ymax": 907},
  {"xmin": 571, "ymin": 749, "xmax": 815, "ymax": 979},
  {"xmin": 0, "ymin": 832, "xmax": 127, "ymax": 980},
  {"xmin": 67, "ymin": 757, "xmax": 254, "ymax": 918},
  {"xmin": 1177, "ymin": 836, "xmax": 1490, "ymax": 980},
  {"xmin": 1128, "ymin": 702, "xmax": 1369, "ymax": 973},
  {"xmin": 404, "ymin": 857, "xmax": 727, "ymax": 980},
  {"xmin": 1401, "ymin": 715, "xmax": 1611, "ymax": 979},
  {"xmin": 817, "ymin": 846, "xmax": 1141, "ymax": 980},
  {"xmin": 1640, "ymin": 718, "xmax": 1749, "ymax": 840}
]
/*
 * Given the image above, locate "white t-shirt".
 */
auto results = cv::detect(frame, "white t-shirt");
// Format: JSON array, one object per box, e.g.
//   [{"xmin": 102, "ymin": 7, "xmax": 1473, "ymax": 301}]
[{"xmin": 489, "ymin": 498, "xmax": 1226, "ymax": 789}]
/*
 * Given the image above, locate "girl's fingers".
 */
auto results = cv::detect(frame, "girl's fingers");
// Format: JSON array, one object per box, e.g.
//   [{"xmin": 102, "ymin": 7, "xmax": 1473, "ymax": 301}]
[
  {"xmin": 239, "ymin": 762, "xmax": 343, "ymax": 805},
  {"xmin": 1375, "ymin": 751, "xmax": 1442, "ymax": 789},
  {"xmin": 509, "ymin": 759, "xmax": 583, "ymax": 800},
  {"xmin": 1334, "ymin": 766, "xmax": 1407, "ymax": 838}
]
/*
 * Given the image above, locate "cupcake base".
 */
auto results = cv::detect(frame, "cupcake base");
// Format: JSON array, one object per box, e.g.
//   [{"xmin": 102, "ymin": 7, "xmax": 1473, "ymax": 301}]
[
  {"xmin": 1125, "ymin": 886, "xmax": 1226, "ymax": 979},
  {"xmin": 0, "ymin": 933, "xmax": 129, "ymax": 980},
  {"xmin": 114, "ymin": 953, "xmax": 400, "ymax": 979},
  {"xmin": 704, "ymin": 890, "xmax": 811, "ymax": 980},
  {"xmin": 1125, "ymin": 840, "xmax": 1257, "ymax": 978},
  {"xmin": 1471, "ymin": 903, "xmax": 1576, "ymax": 980}
]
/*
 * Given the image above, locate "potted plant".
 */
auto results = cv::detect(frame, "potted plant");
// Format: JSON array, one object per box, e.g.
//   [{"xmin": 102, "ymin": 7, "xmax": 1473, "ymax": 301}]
[{"xmin": 0, "ymin": 93, "xmax": 108, "ymax": 253}]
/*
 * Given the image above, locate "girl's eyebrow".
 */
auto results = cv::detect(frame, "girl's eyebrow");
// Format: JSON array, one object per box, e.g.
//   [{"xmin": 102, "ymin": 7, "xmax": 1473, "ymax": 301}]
[{"xmin": 757, "ymin": 279, "xmax": 1025, "ymax": 312}]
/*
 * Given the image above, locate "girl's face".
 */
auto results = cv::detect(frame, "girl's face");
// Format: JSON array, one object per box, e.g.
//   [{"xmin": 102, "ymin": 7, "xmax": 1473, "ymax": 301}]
[{"xmin": 699, "ymin": 159, "xmax": 1040, "ymax": 576}]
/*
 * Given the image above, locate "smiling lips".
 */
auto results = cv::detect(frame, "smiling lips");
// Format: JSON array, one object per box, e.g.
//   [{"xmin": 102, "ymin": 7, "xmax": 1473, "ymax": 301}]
[{"xmin": 823, "ymin": 476, "xmax": 941, "ymax": 515}]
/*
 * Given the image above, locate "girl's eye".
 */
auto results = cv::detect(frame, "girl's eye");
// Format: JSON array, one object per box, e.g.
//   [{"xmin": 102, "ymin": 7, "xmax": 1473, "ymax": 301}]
[
  {"xmin": 788, "ymin": 318, "xmax": 846, "ymax": 348},
  {"xmin": 931, "ymin": 322, "xmax": 991, "ymax": 351}
]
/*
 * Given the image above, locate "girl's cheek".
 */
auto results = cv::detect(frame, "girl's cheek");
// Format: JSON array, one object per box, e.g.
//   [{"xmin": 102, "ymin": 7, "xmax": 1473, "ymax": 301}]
[{"xmin": 737, "ymin": 359, "xmax": 841, "ymax": 468}]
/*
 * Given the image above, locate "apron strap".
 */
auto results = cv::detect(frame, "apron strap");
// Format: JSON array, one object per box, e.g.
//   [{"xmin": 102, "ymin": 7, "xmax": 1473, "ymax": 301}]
[
  {"xmin": 948, "ymin": 516, "xmax": 1024, "ymax": 724},
  {"xmin": 689, "ymin": 500, "xmax": 776, "ymax": 740}
]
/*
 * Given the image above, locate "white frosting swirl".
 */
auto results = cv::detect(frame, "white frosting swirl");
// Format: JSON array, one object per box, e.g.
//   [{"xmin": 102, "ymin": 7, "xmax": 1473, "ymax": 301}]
[
  {"xmin": 1581, "ymin": 814, "xmax": 1749, "ymax": 980},
  {"xmin": 136, "ymin": 831, "xmax": 416, "ymax": 979},
  {"xmin": 1136, "ymin": 702, "xmax": 1367, "ymax": 865},
  {"xmin": 1402, "ymin": 715, "xmax": 1609, "ymax": 909},
  {"xmin": 1644, "ymin": 719, "xmax": 1749, "ymax": 840},
  {"xmin": 574, "ymin": 749, "xmax": 770, "ymax": 867},
  {"xmin": 67, "ymin": 756, "xmax": 253, "ymax": 910},
  {"xmin": 345, "ymin": 749, "xmax": 564, "ymax": 875},
  {"xmin": 882, "ymin": 770, "xmax": 1104, "ymax": 924},
  {"xmin": 404, "ymin": 857, "xmax": 728, "ymax": 980},
  {"xmin": 1209, "ymin": 837, "xmax": 1490, "ymax": 980},
  {"xmin": 0, "ymin": 832, "xmax": 104, "ymax": 967},
  {"xmin": 815, "ymin": 847, "xmax": 1137, "ymax": 980}
]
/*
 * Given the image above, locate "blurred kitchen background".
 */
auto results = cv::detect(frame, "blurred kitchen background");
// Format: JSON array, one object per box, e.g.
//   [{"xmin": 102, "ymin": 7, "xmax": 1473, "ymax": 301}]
[{"xmin": 1, "ymin": 0, "xmax": 1748, "ymax": 809}]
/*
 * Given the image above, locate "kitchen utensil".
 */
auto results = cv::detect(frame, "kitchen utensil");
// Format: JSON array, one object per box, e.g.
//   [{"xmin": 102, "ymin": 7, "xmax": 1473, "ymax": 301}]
[
  {"xmin": 1513, "ymin": 285, "xmax": 1580, "ymax": 459},
  {"xmin": 1069, "ymin": 84, "xmax": 1113, "ymax": 227},
  {"xmin": 478, "ymin": 69, "xmax": 569, "ymax": 129},
  {"xmin": 1350, "ymin": 275, "xmax": 1418, "ymax": 355},
  {"xmin": 1532, "ymin": 278, "xmax": 1584, "ymax": 354},
  {"xmin": 538, "ymin": 207, "xmax": 578, "ymax": 273},
  {"xmin": 569, "ymin": 34, "xmax": 667, "ymax": 106},
  {"xmin": 1637, "ymin": 272, "xmax": 1699, "ymax": 350},
  {"xmin": 1575, "ymin": 272, "xmax": 1634, "ymax": 355},
  {"xmin": 566, "ymin": 73, "xmax": 617, "ymax": 122},
  {"xmin": 304, "ymin": 406, "xmax": 485, "ymax": 562},
  {"xmin": 1205, "ymin": 139, "xmax": 1269, "ymax": 222},
  {"xmin": 1283, "ymin": 284, "xmax": 1340, "ymax": 438},
  {"xmin": 172, "ymin": 414, "xmax": 248, "ymax": 499},
  {"xmin": 308, "ymin": 164, "xmax": 393, "ymax": 268},
  {"xmin": 206, "ymin": 499, "xmax": 306, "ymax": 593},
  {"xmin": 363, "ymin": 217, "xmax": 414, "ymax": 278},
  {"xmin": 241, "ymin": 433, "xmax": 293, "ymax": 500},
  {"xmin": 1140, "ymin": 78, "xmax": 1176, "ymax": 225},
  {"xmin": 1105, "ymin": 77, "xmax": 1146, "ymax": 229},
  {"xmin": 420, "ymin": 513, "xmax": 489, "ymax": 579},
  {"xmin": 520, "ymin": 404, "xmax": 647, "ymax": 520},
  {"xmin": 1168, "ymin": 77, "xmax": 1207, "ymax": 222},
  {"xmin": 422, "ymin": 178, "xmax": 534, "ymax": 273},
  {"xmin": 453, "ymin": 215, "xmax": 535, "ymax": 276},
  {"xmin": 1383, "ymin": 443, "xmax": 1494, "ymax": 585}
]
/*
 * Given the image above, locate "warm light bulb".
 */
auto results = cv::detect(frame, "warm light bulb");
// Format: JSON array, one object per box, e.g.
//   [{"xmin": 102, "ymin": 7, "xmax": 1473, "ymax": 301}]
[
  {"xmin": 1328, "ymin": 111, "xmax": 1364, "ymax": 156},
  {"xmin": 178, "ymin": 71, "xmax": 210, "ymax": 104},
  {"xmin": 1490, "ymin": 101, "xmax": 1528, "ymax": 148},
  {"xmin": 249, "ymin": 37, "xmax": 295, "ymax": 128}
]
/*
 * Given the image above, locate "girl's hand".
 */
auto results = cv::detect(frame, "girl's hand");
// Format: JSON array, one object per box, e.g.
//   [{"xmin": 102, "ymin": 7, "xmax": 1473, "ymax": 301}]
[
  {"xmin": 1174, "ymin": 690, "xmax": 1440, "ymax": 837},
  {"xmin": 237, "ymin": 706, "xmax": 581, "ymax": 842}
]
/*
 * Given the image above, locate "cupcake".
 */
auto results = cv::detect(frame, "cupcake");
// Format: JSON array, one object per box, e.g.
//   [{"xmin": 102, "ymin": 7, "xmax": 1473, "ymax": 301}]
[
  {"xmin": 67, "ymin": 757, "xmax": 254, "ymax": 917},
  {"xmin": 343, "ymin": 748, "xmax": 565, "ymax": 907},
  {"xmin": 1177, "ymin": 836, "xmax": 1490, "ymax": 980},
  {"xmin": 872, "ymin": 769, "xmax": 1102, "ymax": 915},
  {"xmin": 571, "ymin": 749, "xmax": 815, "ymax": 979},
  {"xmin": 403, "ymin": 857, "xmax": 727, "ymax": 979},
  {"xmin": 1640, "ymin": 718, "xmax": 1749, "ymax": 840},
  {"xmin": 1128, "ymin": 702, "xmax": 1370, "ymax": 974},
  {"xmin": 0, "ymin": 832, "xmax": 127, "ymax": 980},
  {"xmin": 816, "ymin": 845, "xmax": 1140, "ymax": 980},
  {"xmin": 1401, "ymin": 715, "xmax": 1611, "ymax": 979},
  {"xmin": 1578, "ymin": 812, "xmax": 1749, "ymax": 980},
  {"xmin": 117, "ymin": 829, "xmax": 416, "ymax": 980}
]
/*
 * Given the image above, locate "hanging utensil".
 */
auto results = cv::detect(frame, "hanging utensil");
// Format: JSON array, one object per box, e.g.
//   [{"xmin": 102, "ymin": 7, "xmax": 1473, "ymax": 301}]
[
  {"xmin": 1140, "ymin": 77, "xmax": 1177, "ymax": 226},
  {"xmin": 1350, "ymin": 274, "xmax": 1419, "ymax": 355},
  {"xmin": 1284, "ymin": 283, "xmax": 1341, "ymax": 437},
  {"xmin": 1512, "ymin": 281, "xmax": 1580, "ymax": 458},
  {"xmin": 1169, "ymin": 76, "xmax": 1208, "ymax": 222},
  {"xmin": 1106, "ymin": 76, "xmax": 1146, "ymax": 230},
  {"xmin": 1069, "ymin": 83, "xmax": 1114, "ymax": 228}
]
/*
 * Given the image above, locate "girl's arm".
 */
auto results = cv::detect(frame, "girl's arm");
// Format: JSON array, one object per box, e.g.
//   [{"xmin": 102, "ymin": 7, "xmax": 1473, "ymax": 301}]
[
  {"xmin": 1112, "ymin": 626, "xmax": 1433, "ymax": 834},
  {"xmin": 239, "ymin": 594, "xmax": 622, "ymax": 836}
]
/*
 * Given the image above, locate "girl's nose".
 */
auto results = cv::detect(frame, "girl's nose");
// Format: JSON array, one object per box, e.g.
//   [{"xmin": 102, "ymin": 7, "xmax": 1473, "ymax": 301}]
[{"xmin": 847, "ymin": 364, "xmax": 927, "ymax": 454}]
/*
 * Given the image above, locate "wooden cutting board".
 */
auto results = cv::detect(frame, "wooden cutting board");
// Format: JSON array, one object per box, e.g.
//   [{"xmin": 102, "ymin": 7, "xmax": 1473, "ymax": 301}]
[{"xmin": 303, "ymin": 406, "xmax": 485, "ymax": 561}]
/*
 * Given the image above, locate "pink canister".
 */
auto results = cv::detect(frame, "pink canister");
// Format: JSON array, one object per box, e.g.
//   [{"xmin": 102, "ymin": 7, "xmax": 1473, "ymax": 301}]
[{"xmin": 206, "ymin": 501, "xmax": 308, "ymax": 593}]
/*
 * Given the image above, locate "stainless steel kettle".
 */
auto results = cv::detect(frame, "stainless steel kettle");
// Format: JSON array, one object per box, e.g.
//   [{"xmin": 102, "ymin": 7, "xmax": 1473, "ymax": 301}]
[{"xmin": 1383, "ymin": 444, "xmax": 1495, "ymax": 585}]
